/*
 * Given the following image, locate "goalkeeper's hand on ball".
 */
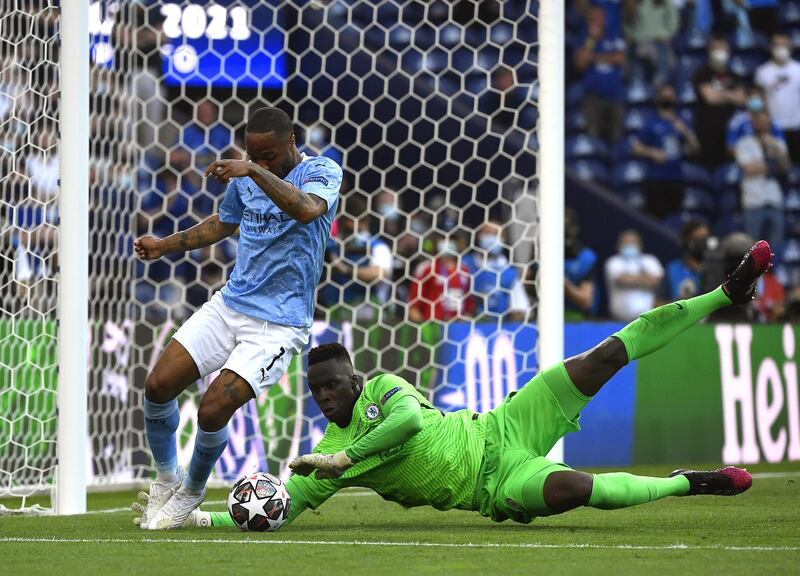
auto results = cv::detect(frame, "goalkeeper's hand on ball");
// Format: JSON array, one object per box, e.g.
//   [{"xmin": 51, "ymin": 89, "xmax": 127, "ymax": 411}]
[{"xmin": 289, "ymin": 450, "xmax": 353, "ymax": 480}]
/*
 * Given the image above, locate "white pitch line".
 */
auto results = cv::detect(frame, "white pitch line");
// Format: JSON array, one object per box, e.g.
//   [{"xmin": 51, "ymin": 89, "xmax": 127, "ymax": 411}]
[
  {"xmin": 750, "ymin": 471, "xmax": 800, "ymax": 479},
  {"xmin": 0, "ymin": 537, "xmax": 798, "ymax": 553}
]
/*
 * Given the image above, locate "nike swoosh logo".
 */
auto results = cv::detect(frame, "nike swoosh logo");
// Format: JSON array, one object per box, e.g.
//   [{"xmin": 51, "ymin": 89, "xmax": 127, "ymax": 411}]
[{"xmin": 676, "ymin": 303, "xmax": 684, "ymax": 310}]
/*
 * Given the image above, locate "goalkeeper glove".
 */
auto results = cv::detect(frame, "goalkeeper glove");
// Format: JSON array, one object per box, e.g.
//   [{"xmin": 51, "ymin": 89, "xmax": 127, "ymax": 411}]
[{"xmin": 289, "ymin": 450, "xmax": 353, "ymax": 479}]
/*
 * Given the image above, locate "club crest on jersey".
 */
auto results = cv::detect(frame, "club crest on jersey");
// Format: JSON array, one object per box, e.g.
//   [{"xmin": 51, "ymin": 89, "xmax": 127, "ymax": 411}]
[{"xmin": 364, "ymin": 403, "xmax": 380, "ymax": 420}]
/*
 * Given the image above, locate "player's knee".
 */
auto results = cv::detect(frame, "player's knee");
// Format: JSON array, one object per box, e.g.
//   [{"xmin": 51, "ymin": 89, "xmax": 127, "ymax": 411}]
[
  {"xmin": 197, "ymin": 397, "xmax": 230, "ymax": 431},
  {"xmin": 145, "ymin": 371, "xmax": 173, "ymax": 404},
  {"xmin": 543, "ymin": 471, "xmax": 593, "ymax": 512}
]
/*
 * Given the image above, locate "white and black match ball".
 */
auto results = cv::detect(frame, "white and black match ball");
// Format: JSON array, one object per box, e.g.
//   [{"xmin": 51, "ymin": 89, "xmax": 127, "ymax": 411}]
[{"xmin": 227, "ymin": 472, "xmax": 291, "ymax": 532}]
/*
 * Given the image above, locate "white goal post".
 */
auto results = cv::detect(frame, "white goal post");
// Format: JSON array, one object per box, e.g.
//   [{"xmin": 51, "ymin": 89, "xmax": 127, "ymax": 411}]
[{"xmin": 0, "ymin": 0, "xmax": 563, "ymax": 514}]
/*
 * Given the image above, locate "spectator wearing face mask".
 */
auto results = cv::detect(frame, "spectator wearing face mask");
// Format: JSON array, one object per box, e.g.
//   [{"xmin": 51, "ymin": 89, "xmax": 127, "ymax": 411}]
[
  {"xmin": 605, "ymin": 229, "xmax": 664, "ymax": 321},
  {"xmin": 563, "ymin": 207, "xmax": 598, "ymax": 321},
  {"xmin": 462, "ymin": 221, "xmax": 530, "ymax": 322},
  {"xmin": 409, "ymin": 233, "xmax": 475, "ymax": 322},
  {"xmin": 303, "ymin": 122, "xmax": 344, "ymax": 166},
  {"xmin": 665, "ymin": 220, "xmax": 711, "ymax": 301},
  {"xmin": 322, "ymin": 214, "xmax": 394, "ymax": 321},
  {"xmin": 632, "ymin": 83, "xmax": 700, "ymax": 219},
  {"xmin": 734, "ymin": 105, "xmax": 790, "ymax": 256},
  {"xmin": 726, "ymin": 92, "xmax": 785, "ymax": 156},
  {"xmin": 755, "ymin": 32, "xmax": 800, "ymax": 164},
  {"xmin": 693, "ymin": 35, "xmax": 747, "ymax": 168}
]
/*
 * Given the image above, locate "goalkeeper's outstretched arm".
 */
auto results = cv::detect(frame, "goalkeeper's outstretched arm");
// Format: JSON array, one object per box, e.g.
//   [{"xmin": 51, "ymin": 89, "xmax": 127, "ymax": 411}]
[
  {"xmin": 290, "ymin": 390, "xmax": 424, "ymax": 479},
  {"xmin": 134, "ymin": 213, "xmax": 238, "ymax": 260}
]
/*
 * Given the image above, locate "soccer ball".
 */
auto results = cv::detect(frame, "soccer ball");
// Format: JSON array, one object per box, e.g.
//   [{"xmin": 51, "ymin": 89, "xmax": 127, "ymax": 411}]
[{"xmin": 227, "ymin": 472, "xmax": 291, "ymax": 532}]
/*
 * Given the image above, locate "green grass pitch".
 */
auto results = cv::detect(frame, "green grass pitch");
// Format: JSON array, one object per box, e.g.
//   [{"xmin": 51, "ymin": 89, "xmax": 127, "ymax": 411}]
[{"xmin": 1, "ymin": 464, "xmax": 798, "ymax": 575}]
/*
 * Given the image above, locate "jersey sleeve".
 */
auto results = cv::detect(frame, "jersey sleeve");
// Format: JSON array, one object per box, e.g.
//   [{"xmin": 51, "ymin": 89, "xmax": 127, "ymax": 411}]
[
  {"xmin": 299, "ymin": 157, "xmax": 342, "ymax": 211},
  {"xmin": 218, "ymin": 178, "xmax": 245, "ymax": 224}
]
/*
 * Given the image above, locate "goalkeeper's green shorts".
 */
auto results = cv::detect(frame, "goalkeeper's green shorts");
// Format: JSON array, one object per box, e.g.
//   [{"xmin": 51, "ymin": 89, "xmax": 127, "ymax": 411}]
[{"xmin": 476, "ymin": 363, "xmax": 591, "ymax": 523}]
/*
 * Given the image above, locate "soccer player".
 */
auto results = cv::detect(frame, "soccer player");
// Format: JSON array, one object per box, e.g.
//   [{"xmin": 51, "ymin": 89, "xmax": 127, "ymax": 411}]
[
  {"xmin": 134, "ymin": 241, "xmax": 770, "ymax": 529},
  {"xmin": 132, "ymin": 106, "xmax": 342, "ymax": 530}
]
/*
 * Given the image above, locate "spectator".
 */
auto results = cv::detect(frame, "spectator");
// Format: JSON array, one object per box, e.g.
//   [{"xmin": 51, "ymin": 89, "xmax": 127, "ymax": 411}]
[
  {"xmin": 784, "ymin": 286, "xmax": 800, "ymax": 323},
  {"xmin": 734, "ymin": 104, "xmax": 790, "ymax": 255},
  {"xmin": 665, "ymin": 220, "xmax": 711, "ymax": 301},
  {"xmin": 463, "ymin": 221, "xmax": 530, "ymax": 322},
  {"xmin": 563, "ymin": 208, "xmax": 598, "ymax": 320},
  {"xmin": 752, "ymin": 266, "xmax": 785, "ymax": 322},
  {"xmin": 726, "ymin": 91, "xmax": 785, "ymax": 156},
  {"xmin": 322, "ymin": 214, "xmax": 394, "ymax": 321},
  {"xmin": 632, "ymin": 83, "xmax": 700, "ymax": 219},
  {"xmin": 755, "ymin": 32, "xmax": 800, "ymax": 164},
  {"xmin": 574, "ymin": 6, "xmax": 626, "ymax": 145},
  {"xmin": 693, "ymin": 35, "xmax": 747, "ymax": 168},
  {"xmin": 303, "ymin": 122, "xmax": 344, "ymax": 167},
  {"xmin": 605, "ymin": 229, "xmax": 664, "ymax": 321},
  {"xmin": 623, "ymin": 0, "xmax": 680, "ymax": 85},
  {"xmin": 371, "ymin": 188, "xmax": 405, "ymax": 238},
  {"xmin": 409, "ymin": 233, "xmax": 475, "ymax": 322}
]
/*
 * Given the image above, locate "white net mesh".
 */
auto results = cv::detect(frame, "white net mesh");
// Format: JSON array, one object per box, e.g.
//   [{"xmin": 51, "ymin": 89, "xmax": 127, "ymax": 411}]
[{"xmin": 0, "ymin": 0, "xmax": 539, "ymax": 504}]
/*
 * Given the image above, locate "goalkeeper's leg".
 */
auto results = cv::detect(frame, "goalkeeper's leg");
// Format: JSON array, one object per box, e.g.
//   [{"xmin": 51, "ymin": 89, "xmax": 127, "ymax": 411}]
[{"xmin": 563, "ymin": 240, "xmax": 772, "ymax": 397}]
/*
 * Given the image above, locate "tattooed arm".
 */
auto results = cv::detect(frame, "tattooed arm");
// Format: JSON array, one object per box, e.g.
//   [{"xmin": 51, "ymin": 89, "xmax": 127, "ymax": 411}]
[
  {"xmin": 205, "ymin": 159, "xmax": 329, "ymax": 224},
  {"xmin": 134, "ymin": 214, "xmax": 239, "ymax": 260}
]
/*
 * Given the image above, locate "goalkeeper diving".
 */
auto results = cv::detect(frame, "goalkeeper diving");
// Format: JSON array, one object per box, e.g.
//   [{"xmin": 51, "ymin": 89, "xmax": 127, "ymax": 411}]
[{"xmin": 134, "ymin": 241, "xmax": 771, "ymax": 530}]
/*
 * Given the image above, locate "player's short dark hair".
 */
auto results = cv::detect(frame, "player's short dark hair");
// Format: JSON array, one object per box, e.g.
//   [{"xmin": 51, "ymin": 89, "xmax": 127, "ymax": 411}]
[
  {"xmin": 246, "ymin": 106, "xmax": 294, "ymax": 137},
  {"xmin": 308, "ymin": 343, "xmax": 352, "ymax": 367}
]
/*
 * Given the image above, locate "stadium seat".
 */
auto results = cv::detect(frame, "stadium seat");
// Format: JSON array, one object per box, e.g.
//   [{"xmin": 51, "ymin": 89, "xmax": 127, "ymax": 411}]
[
  {"xmin": 786, "ymin": 187, "xmax": 800, "ymax": 212},
  {"xmin": 713, "ymin": 163, "xmax": 742, "ymax": 191},
  {"xmin": 730, "ymin": 53, "xmax": 766, "ymax": 80},
  {"xmin": 681, "ymin": 162, "xmax": 713, "ymax": 190},
  {"xmin": 612, "ymin": 135, "xmax": 637, "ymax": 162},
  {"xmin": 673, "ymin": 27, "xmax": 708, "ymax": 55},
  {"xmin": 565, "ymin": 134, "xmax": 611, "ymax": 162},
  {"xmin": 626, "ymin": 80, "xmax": 654, "ymax": 107},
  {"xmin": 566, "ymin": 109, "xmax": 587, "ymax": 136},
  {"xmin": 571, "ymin": 159, "xmax": 610, "ymax": 185},
  {"xmin": 683, "ymin": 187, "xmax": 716, "ymax": 212},
  {"xmin": 718, "ymin": 188, "xmax": 740, "ymax": 214},
  {"xmin": 715, "ymin": 212, "xmax": 745, "ymax": 237},
  {"xmin": 780, "ymin": 1, "xmax": 800, "ymax": 25},
  {"xmin": 624, "ymin": 107, "xmax": 653, "ymax": 134},
  {"xmin": 611, "ymin": 159, "xmax": 647, "ymax": 188},
  {"xmin": 622, "ymin": 186, "xmax": 645, "ymax": 209}
]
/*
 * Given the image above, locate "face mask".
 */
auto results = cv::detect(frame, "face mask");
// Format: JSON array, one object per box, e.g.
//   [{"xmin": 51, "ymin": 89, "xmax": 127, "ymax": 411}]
[
  {"xmin": 687, "ymin": 238, "xmax": 706, "ymax": 261},
  {"xmin": 308, "ymin": 127, "xmax": 326, "ymax": 146},
  {"xmin": 621, "ymin": 244, "xmax": 640, "ymax": 258},
  {"xmin": 354, "ymin": 231, "xmax": 370, "ymax": 245},
  {"xmin": 378, "ymin": 204, "xmax": 399, "ymax": 219},
  {"xmin": 773, "ymin": 46, "xmax": 791, "ymax": 64},
  {"xmin": 710, "ymin": 48, "xmax": 729, "ymax": 68},
  {"xmin": 478, "ymin": 234, "xmax": 502, "ymax": 254},
  {"xmin": 410, "ymin": 219, "xmax": 427, "ymax": 234},
  {"xmin": 437, "ymin": 240, "xmax": 458, "ymax": 256}
]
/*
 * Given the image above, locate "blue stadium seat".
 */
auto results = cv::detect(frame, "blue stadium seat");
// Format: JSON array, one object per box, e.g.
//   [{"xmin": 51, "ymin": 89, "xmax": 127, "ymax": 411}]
[
  {"xmin": 566, "ymin": 82, "xmax": 585, "ymax": 107},
  {"xmin": 673, "ymin": 27, "xmax": 708, "ymax": 55},
  {"xmin": 683, "ymin": 187, "xmax": 716, "ymax": 212},
  {"xmin": 787, "ymin": 166, "xmax": 800, "ymax": 186},
  {"xmin": 730, "ymin": 53, "xmax": 766, "ymax": 80},
  {"xmin": 623, "ymin": 187, "xmax": 645, "ymax": 209},
  {"xmin": 624, "ymin": 107, "xmax": 653, "ymax": 134},
  {"xmin": 611, "ymin": 159, "xmax": 647, "ymax": 188},
  {"xmin": 784, "ymin": 239, "xmax": 800, "ymax": 264},
  {"xmin": 780, "ymin": 1, "xmax": 800, "ymax": 26},
  {"xmin": 786, "ymin": 187, "xmax": 800, "ymax": 211},
  {"xmin": 566, "ymin": 134, "xmax": 611, "ymax": 162},
  {"xmin": 627, "ymin": 80, "xmax": 654, "ymax": 107},
  {"xmin": 566, "ymin": 110, "xmax": 587, "ymax": 136},
  {"xmin": 571, "ymin": 159, "xmax": 610, "ymax": 184},
  {"xmin": 719, "ymin": 188, "xmax": 740, "ymax": 214},
  {"xmin": 663, "ymin": 211, "xmax": 698, "ymax": 234},
  {"xmin": 612, "ymin": 135, "xmax": 637, "ymax": 162},
  {"xmin": 785, "ymin": 212, "xmax": 800, "ymax": 239},
  {"xmin": 676, "ymin": 53, "xmax": 707, "ymax": 79},
  {"xmin": 681, "ymin": 162, "xmax": 713, "ymax": 190},
  {"xmin": 715, "ymin": 212, "xmax": 744, "ymax": 237},
  {"xmin": 714, "ymin": 163, "xmax": 742, "ymax": 191}
]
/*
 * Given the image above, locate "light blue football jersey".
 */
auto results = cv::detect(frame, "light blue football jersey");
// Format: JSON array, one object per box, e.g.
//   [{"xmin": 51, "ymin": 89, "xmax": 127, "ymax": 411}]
[{"xmin": 217, "ymin": 153, "xmax": 341, "ymax": 327}]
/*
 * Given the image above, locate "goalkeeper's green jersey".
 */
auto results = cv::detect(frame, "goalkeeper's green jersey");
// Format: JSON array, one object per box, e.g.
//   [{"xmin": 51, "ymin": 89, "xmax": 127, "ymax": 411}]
[{"xmin": 287, "ymin": 374, "xmax": 487, "ymax": 518}]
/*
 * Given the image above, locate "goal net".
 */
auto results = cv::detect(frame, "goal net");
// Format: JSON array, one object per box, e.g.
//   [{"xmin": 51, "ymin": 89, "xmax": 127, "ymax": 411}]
[{"xmin": 0, "ymin": 0, "xmax": 546, "ymax": 509}]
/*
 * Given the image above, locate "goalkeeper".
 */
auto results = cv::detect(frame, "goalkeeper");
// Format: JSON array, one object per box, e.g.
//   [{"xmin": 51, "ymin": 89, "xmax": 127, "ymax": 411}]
[{"xmin": 136, "ymin": 241, "xmax": 770, "ymax": 529}]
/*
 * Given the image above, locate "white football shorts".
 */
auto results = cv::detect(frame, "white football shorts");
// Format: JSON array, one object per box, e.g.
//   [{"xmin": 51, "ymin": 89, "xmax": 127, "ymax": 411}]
[{"xmin": 172, "ymin": 291, "xmax": 309, "ymax": 395}]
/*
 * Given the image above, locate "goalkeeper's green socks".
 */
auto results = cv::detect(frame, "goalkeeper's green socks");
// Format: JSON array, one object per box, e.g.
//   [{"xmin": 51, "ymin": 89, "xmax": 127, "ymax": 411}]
[
  {"xmin": 588, "ymin": 473, "xmax": 690, "ymax": 509},
  {"xmin": 613, "ymin": 287, "xmax": 731, "ymax": 362},
  {"xmin": 209, "ymin": 511, "xmax": 236, "ymax": 527}
]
